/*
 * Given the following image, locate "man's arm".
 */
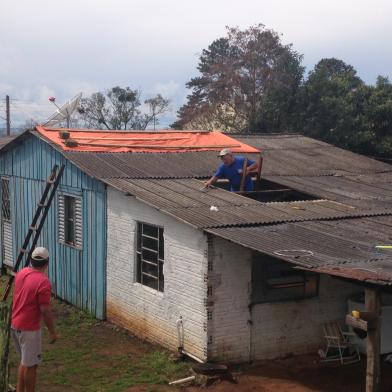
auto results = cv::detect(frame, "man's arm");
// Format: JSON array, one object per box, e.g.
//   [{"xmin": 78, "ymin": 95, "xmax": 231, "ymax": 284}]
[
  {"xmin": 245, "ymin": 160, "xmax": 259, "ymax": 175},
  {"xmin": 204, "ymin": 175, "xmax": 219, "ymax": 188},
  {"xmin": 40, "ymin": 304, "xmax": 58, "ymax": 343}
]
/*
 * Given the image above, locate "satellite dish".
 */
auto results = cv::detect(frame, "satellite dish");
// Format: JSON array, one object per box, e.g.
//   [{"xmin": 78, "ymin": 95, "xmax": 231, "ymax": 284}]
[{"xmin": 44, "ymin": 92, "xmax": 82, "ymax": 128}]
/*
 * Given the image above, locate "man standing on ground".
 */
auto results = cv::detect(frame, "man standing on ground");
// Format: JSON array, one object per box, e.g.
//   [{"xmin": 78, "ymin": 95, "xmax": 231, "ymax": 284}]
[
  {"xmin": 11, "ymin": 247, "xmax": 58, "ymax": 392},
  {"xmin": 204, "ymin": 148, "xmax": 259, "ymax": 192}
]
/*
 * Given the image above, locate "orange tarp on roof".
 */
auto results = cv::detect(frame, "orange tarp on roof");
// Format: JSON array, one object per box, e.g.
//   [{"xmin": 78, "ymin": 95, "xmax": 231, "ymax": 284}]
[{"xmin": 35, "ymin": 126, "xmax": 260, "ymax": 154}]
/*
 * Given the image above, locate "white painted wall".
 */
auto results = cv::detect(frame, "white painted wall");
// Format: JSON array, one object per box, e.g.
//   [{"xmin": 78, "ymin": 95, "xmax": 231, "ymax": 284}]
[
  {"xmin": 206, "ymin": 236, "xmax": 253, "ymax": 362},
  {"xmin": 107, "ymin": 187, "xmax": 362, "ymax": 363},
  {"xmin": 208, "ymin": 236, "xmax": 362, "ymax": 362},
  {"xmin": 106, "ymin": 187, "xmax": 208, "ymax": 360}
]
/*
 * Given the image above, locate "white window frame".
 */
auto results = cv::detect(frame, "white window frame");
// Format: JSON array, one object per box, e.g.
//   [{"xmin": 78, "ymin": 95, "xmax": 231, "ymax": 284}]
[{"xmin": 135, "ymin": 221, "xmax": 164, "ymax": 292}]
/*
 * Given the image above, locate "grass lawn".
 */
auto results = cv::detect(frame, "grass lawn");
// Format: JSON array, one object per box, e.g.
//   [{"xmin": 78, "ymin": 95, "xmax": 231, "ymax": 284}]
[{"xmin": 1, "ymin": 276, "xmax": 190, "ymax": 392}]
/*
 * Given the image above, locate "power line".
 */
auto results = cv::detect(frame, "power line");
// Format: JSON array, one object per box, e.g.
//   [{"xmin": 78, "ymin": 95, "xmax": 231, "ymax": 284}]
[{"xmin": 10, "ymin": 102, "xmax": 40, "ymax": 123}]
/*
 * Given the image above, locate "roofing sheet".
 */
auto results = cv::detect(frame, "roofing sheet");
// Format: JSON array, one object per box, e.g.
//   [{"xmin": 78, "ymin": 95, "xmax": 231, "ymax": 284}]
[
  {"xmin": 104, "ymin": 178, "xmax": 391, "ymax": 229},
  {"xmin": 60, "ymin": 132, "xmax": 392, "ymax": 180},
  {"xmin": 64, "ymin": 151, "xmax": 222, "ymax": 179},
  {"xmin": 0, "ymin": 134, "xmax": 18, "ymax": 149},
  {"xmin": 206, "ymin": 215, "xmax": 392, "ymax": 284},
  {"xmin": 235, "ymin": 134, "xmax": 392, "ymax": 174},
  {"xmin": 35, "ymin": 126, "xmax": 260, "ymax": 154}
]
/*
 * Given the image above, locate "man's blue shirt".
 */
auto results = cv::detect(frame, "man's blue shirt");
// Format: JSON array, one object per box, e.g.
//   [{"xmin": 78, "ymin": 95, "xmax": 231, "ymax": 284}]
[{"xmin": 215, "ymin": 156, "xmax": 255, "ymax": 192}]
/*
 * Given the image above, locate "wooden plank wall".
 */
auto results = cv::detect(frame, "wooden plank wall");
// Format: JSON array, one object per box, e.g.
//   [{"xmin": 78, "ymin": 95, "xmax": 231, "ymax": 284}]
[{"xmin": 0, "ymin": 134, "xmax": 107, "ymax": 319}]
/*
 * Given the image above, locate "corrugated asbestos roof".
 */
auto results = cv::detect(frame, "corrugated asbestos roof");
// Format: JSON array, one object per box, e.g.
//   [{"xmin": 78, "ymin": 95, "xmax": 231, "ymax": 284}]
[
  {"xmin": 61, "ymin": 133, "xmax": 392, "ymax": 180},
  {"xmin": 206, "ymin": 216, "xmax": 392, "ymax": 284},
  {"xmin": 73, "ymin": 135, "xmax": 392, "ymax": 285},
  {"xmin": 65, "ymin": 151, "xmax": 221, "ymax": 179},
  {"xmin": 0, "ymin": 135, "xmax": 18, "ymax": 149},
  {"xmin": 105, "ymin": 178, "xmax": 392, "ymax": 229},
  {"xmin": 3, "ymin": 131, "xmax": 392, "ymax": 284}
]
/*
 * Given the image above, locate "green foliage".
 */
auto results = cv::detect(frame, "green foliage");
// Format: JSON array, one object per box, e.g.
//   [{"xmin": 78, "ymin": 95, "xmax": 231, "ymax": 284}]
[
  {"xmin": 295, "ymin": 59, "xmax": 392, "ymax": 158},
  {"xmin": 295, "ymin": 58, "xmax": 366, "ymax": 146}
]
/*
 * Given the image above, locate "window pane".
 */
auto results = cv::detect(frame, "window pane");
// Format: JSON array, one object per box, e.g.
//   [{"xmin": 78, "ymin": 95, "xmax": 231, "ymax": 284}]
[
  {"xmin": 142, "ymin": 235, "xmax": 158, "ymax": 251},
  {"xmin": 142, "ymin": 261, "xmax": 158, "ymax": 277},
  {"xmin": 66, "ymin": 221, "xmax": 75, "ymax": 244},
  {"xmin": 304, "ymin": 274, "xmax": 319, "ymax": 296},
  {"xmin": 64, "ymin": 196, "xmax": 76, "ymax": 244},
  {"xmin": 142, "ymin": 274, "xmax": 158, "ymax": 290},
  {"xmin": 143, "ymin": 224, "xmax": 158, "ymax": 238},
  {"xmin": 252, "ymin": 254, "xmax": 318, "ymax": 303},
  {"xmin": 142, "ymin": 248, "xmax": 158, "ymax": 263}
]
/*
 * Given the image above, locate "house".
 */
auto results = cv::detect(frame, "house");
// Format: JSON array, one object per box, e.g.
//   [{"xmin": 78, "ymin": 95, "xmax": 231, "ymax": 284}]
[{"xmin": 1, "ymin": 126, "xmax": 392, "ymax": 363}]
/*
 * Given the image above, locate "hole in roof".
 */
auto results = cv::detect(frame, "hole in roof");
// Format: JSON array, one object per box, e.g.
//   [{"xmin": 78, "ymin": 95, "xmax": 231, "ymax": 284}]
[{"xmin": 214, "ymin": 178, "xmax": 319, "ymax": 203}]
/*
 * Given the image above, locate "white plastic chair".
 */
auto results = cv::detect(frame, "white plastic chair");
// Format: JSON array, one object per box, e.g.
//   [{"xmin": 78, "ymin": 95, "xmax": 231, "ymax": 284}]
[{"xmin": 320, "ymin": 321, "xmax": 360, "ymax": 364}]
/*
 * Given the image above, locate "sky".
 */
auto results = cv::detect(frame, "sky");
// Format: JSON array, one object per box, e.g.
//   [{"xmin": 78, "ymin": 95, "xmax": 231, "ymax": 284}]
[{"xmin": 1, "ymin": 0, "xmax": 391, "ymax": 129}]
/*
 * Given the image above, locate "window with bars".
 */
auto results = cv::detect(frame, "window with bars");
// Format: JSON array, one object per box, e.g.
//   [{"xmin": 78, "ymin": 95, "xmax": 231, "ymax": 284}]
[
  {"xmin": 1, "ymin": 178, "xmax": 11, "ymax": 222},
  {"xmin": 252, "ymin": 253, "xmax": 318, "ymax": 303},
  {"xmin": 58, "ymin": 194, "xmax": 82, "ymax": 249},
  {"xmin": 136, "ymin": 222, "xmax": 164, "ymax": 292}
]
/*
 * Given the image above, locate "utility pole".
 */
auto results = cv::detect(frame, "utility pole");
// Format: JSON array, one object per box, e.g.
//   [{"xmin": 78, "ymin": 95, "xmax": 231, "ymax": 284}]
[{"xmin": 6, "ymin": 95, "xmax": 10, "ymax": 136}]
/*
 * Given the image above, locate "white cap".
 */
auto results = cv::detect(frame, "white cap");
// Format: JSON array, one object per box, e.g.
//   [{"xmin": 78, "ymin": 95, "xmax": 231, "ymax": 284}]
[
  {"xmin": 31, "ymin": 246, "xmax": 49, "ymax": 261},
  {"xmin": 218, "ymin": 148, "xmax": 232, "ymax": 157}
]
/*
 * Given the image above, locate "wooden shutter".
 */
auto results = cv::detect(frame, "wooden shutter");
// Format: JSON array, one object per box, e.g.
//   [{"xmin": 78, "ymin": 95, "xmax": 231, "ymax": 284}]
[
  {"xmin": 74, "ymin": 197, "xmax": 82, "ymax": 249},
  {"xmin": 58, "ymin": 194, "xmax": 65, "ymax": 243}
]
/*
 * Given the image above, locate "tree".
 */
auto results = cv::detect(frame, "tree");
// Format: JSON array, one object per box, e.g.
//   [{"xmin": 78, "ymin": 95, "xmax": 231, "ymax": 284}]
[
  {"xmin": 172, "ymin": 24, "xmax": 304, "ymax": 132},
  {"xmin": 144, "ymin": 94, "xmax": 170, "ymax": 130},
  {"xmin": 361, "ymin": 76, "xmax": 392, "ymax": 157},
  {"xmin": 79, "ymin": 87, "xmax": 170, "ymax": 130},
  {"xmin": 294, "ymin": 58, "xmax": 366, "ymax": 147}
]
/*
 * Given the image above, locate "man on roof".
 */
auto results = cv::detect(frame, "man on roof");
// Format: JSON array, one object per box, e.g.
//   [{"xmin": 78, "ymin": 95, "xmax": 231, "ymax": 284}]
[{"xmin": 204, "ymin": 148, "xmax": 259, "ymax": 192}]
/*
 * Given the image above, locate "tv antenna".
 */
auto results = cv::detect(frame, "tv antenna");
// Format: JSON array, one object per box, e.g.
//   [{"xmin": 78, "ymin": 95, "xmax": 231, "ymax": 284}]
[{"xmin": 44, "ymin": 92, "xmax": 82, "ymax": 128}]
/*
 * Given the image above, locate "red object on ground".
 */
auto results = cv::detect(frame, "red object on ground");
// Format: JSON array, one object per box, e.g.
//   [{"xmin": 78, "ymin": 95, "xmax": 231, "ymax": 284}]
[
  {"xmin": 12, "ymin": 267, "xmax": 51, "ymax": 330},
  {"xmin": 35, "ymin": 125, "xmax": 260, "ymax": 154}
]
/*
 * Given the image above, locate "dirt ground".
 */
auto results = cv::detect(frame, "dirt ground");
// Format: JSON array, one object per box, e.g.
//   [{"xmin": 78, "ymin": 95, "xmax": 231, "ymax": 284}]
[
  {"xmin": 185, "ymin": 355, "xmax": 392, "ymax": 392},
  {"xmin": 125, "ymin": 354, "xmax": 392, "ymax": 392}
]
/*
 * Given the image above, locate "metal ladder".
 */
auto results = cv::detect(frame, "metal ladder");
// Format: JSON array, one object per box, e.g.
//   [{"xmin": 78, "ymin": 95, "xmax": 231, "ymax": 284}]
[{"xmin": 1, "ymin": 164, "xmax": 65, "ymax": 301}]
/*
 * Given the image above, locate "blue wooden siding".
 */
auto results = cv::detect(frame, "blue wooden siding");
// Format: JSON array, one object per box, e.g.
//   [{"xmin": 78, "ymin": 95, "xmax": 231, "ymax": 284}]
[{"xmin": 0, "ymin": 134, "xmax": 106, "ymax": 319}]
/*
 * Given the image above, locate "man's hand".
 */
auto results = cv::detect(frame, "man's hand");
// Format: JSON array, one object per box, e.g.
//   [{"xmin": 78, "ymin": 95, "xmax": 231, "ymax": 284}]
[{"xmin": 204, "ymin": 176, "xmax": 218, "ymax": 189}]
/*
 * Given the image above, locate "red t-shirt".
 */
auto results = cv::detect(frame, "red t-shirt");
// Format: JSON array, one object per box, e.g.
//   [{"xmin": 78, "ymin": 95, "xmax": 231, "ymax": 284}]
[{"xmin": 12, "ymin": 267, "xmax": 52, "ymax": 331}]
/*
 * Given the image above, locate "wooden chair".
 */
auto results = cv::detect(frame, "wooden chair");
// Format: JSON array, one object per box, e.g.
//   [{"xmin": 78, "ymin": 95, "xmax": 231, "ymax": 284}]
[{"xmin": 320, "ymin": 321, "xmax": 361, "ymax": 364}]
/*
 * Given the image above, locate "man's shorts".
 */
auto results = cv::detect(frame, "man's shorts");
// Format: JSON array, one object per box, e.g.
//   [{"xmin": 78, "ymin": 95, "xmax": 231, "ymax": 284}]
[{"xmin": 11, "ymin": 328, "xmax": 42, "ymax": 367}]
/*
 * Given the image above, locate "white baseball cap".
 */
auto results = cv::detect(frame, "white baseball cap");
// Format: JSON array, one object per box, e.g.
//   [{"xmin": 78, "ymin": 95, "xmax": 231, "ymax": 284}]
[
  {"xmin": 218, "ymin": 148, "xmax": 232, "ymax": 157},
  {"xmin": 31, "ymin": 246, "xmax": 49, "ymax": 261}
]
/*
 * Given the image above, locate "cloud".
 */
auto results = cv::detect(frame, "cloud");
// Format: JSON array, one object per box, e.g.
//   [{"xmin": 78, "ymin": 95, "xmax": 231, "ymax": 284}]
[
  {"xmin": 1, "ymin": 0, "xmax": 392, "ymax": 128},
  {"xmin": 147, "ymin": 81, "xmax": 181, "ymax": 98}
]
